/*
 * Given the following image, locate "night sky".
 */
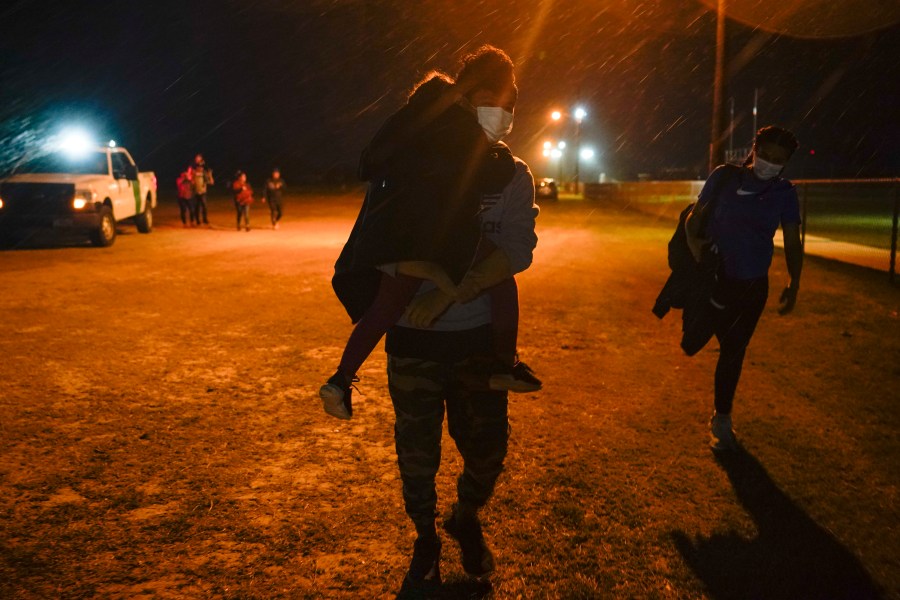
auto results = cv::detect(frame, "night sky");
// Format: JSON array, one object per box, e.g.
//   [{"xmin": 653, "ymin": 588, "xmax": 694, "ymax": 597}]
[{"xmin": 2, "ymin": 0, "xmax": 899, "ymax": 187}]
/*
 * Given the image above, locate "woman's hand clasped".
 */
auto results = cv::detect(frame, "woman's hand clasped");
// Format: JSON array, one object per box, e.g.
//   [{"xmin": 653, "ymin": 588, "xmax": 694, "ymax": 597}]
[{"xmin": 404, "ymin": 289, "xmax": 455, "ymax": 329}]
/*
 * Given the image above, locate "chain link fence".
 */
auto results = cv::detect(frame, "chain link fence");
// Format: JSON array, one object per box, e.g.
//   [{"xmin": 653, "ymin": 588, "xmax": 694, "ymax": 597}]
[{"xmin": 585, "ymin": 178, "xmax": 900, "ymax": 284}]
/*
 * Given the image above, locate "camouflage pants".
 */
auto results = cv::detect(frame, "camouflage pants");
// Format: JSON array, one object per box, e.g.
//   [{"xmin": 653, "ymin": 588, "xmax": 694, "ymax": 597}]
[{"xmin": 387, "ymin": 355, "xmax": 509, "ymax": 531}]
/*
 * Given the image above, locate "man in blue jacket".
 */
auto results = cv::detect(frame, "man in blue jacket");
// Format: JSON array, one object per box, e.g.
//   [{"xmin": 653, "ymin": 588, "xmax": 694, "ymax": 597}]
[{"xmin": 685, "ymin": 126, "xmax": 803, "ymax": 451}]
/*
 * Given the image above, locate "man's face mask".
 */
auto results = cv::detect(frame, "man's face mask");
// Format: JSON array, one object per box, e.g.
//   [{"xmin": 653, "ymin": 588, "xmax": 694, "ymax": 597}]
[
  {"xmin": 476, "ymin": 106, "xmax": 514, "ymax": 143},
  {"xmin": 752, "ymin": 155, "xmax": 783, "ymax": 180}
]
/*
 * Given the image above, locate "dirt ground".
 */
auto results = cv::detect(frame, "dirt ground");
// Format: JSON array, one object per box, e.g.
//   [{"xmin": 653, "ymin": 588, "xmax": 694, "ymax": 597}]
[{"xmin": 1, "ymin": 191, "xmax": 898, "ymax": 599}]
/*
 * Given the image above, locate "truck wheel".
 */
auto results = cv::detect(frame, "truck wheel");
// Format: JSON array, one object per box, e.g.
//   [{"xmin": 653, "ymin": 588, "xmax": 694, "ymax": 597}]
[
  {"xmin": 90, "ymin": 207, "xmax": 116, "ymax": 247},
  {"xmin": 135, "ymin": 196, "xmax": 153, "ymax": 233}
]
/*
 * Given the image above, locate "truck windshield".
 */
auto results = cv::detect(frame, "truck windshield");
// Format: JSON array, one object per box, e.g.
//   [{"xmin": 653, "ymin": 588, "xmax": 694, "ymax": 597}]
[{"xmin": 16, "ymin": 152, "xmax": 108, "ymax": 175}]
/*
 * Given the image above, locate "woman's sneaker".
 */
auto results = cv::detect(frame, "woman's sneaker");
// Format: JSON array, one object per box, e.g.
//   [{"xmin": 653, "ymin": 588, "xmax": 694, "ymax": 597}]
[
  {"xmin": 406, "ymin": 534, "xmax": 441, "ymax": 585},
  {"xmin": 443, "ymin": 504, "xmax": 495, "ymax": 578},
  {"xmin": 319, "ymin": 371, "xmax": 357, "ymax": 420},
  {"xmin": 488, "ymin": 360, "xmax": 542, "ymax": 393}
]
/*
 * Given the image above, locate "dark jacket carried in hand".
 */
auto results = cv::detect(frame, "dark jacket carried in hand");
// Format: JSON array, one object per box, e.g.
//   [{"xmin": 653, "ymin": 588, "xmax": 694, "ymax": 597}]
[
  {"xmin": 333, "ymin": 76, "xmax": 516, "ymax": 323},
  {"xmin": 653, "ymin": 164, "xmax": 739, "ymax": 355}
]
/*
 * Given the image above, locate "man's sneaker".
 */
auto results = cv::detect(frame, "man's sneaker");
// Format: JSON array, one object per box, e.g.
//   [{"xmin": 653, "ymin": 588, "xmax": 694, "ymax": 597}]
[
  {"xmin": 710, "ymin": 412, "xmax": 738, "ymax": 451},
  {"xmin": 443, "ymin": 504, "xmax": 495, "ymax": 578},
  {"xmin": 488, "ymin": 360, "xmax": 542, "ymax": 393},
  {"xmin": 319, "ymin": 370, "xmax": 357, "ymax": 420},
  {"xmin": 406, "ymin": 534, "xmax": 441, "ymax": 585}
]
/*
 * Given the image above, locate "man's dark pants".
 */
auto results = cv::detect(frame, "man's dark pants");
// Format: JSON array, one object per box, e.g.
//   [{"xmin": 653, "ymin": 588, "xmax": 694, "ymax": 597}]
[
  {"xmin": 713, "ymin": 276, "xmax": 768, "ymax": 415},
  {"xmin": 681, "ymin": 274, "xmax": 768, "ymax": 415},
  {"xmin": 387, "ymin": 355, "xmax": 509, "ymax": 534},
  {"xmin": 268, "ymin": 198, "xmax": 282, "ymax": 225},
  {"xmin": 193, "ymin": 193, "xmax": 209, "ymax": 225}
]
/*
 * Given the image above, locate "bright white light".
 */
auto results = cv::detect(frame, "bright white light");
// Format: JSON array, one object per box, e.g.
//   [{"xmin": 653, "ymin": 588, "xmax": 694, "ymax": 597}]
[
  {"xmin": 108, "ymin": 140, "xmax": 117, "ymax": 148},
  {"xmin": 557, "ymin": 141, "xmax": 566, "ymax": 150},
  {"xmin": 56, "ymin": 128, "xmax": 95, "ymax": 158},
  {"xmin": 550, "ymin": 149, "xmax": 563, "ymax": 159},
  {"xmin": 574, "ymin": 107, "xmax": 587, "ymax": 122},
  {"xmin": 542, "ymin": 149, "xmax": 550, "ymax": 157},
  {"xmin": 580, "ymin": 147, "xmax": 595, "ymax": 160},
  {"xmin": 543, "ymin": 141, "xmax": 552, "ymax": 149},
  {"xmin": 551, "ymin": 111, "xmax": 562, "ymax": 121},
  {"xmin": 73, "ymin": 198, "xmax": 88, "ymax": 210}
]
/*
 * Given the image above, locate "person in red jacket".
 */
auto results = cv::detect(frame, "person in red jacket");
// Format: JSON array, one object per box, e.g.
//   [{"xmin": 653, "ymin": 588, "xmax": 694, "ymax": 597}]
[
  {"xmin": 232, "ymin": 171, "xmax": 254, "ymax": 231},
  {"xmin": 176, "ymin": 169, "xmax": 195, "ymax": 227}
]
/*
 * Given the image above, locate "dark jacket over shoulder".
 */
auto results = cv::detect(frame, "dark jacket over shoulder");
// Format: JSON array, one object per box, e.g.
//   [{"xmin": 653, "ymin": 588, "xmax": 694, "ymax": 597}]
[{"xmin": 333, "ymin": 77, "xmax": 516, "ymax": 322}]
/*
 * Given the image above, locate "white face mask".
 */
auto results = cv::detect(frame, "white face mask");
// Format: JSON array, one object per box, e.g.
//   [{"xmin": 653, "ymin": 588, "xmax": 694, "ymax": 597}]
[
  {"xmin": 476, "ymin": 106, "xmax": 514, "ymax": 142},
  {"xmin": 752, "ymin": 155, "xmax": 783, "ymax": 180}
]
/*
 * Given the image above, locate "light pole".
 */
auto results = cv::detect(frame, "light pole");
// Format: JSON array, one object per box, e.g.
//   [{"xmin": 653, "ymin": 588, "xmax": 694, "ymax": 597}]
[
  {"xmin": 752, "ymin": 87, "xmax": 758, "ymax": 137},
  {"xmin": 728, "ymin": 96, "xmax": 734, "ymax": 155},
  {"xmin": 708, "ymin": 0, "xmax": 727, "ymax": 174},
  {"xmin": 573, "ymin": 107, "xmax": 586, "ymax": 192}
]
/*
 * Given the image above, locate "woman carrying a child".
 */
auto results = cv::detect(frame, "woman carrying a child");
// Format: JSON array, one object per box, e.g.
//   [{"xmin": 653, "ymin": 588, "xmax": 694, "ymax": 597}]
[{"xmin": 325, "ymin": 46, "xmax": 539, "ymax": 588}]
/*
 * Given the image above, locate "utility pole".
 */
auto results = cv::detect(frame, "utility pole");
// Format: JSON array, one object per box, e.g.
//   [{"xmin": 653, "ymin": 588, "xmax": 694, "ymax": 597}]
[
  {"xmin": 708, "ymin": 0, "xmax": 727, "ymax": 174},
  {"xmin": 574, "ymin": 118, "xmax": 582, "ymax": 192},
  {"xmin": 729, "ymin": 96, "xmax": 735, "ymax": 155},
  {"xmin": 752, "ymin": 87, "xmax": 758, "ymax": 138}
]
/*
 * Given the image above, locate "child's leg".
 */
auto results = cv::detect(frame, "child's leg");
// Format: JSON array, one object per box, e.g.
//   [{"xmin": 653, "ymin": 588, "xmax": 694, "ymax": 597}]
[
  {"xmin": 487, "ymin": 276, "xmax": 541, "ymax": 392},
  {"xmin": 471, "ymin": 237, "xmax": 518, "ymax": 365},
  {"xmin": 489, "ymin": 277, "xmax": 519, "ymax": 366},
  {"xmin": 337, "ymin": 272, "xmax": 422, "ymax": 379}
]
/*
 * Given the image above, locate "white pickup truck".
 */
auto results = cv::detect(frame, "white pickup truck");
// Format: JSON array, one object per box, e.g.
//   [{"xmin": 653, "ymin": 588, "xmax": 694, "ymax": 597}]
[{"xmin": 0, "ymin": 146, "xmax": 157, "ymax": 246}]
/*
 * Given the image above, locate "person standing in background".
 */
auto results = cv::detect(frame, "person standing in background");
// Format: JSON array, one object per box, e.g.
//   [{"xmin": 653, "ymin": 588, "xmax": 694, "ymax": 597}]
[
  {"xmin": 232, "ymin": 170, "xmax": 253, "ymax": 231},
  {"xmin": 176, "ymin": 168, "xmax": 196, "ymax": 227},
  {"xmin": 191, "ymin": 153, "xmax": 214, "ymax": 226},
  {"xmin": 265, "ymin": 168, "xmax": 285, "ymax": 229}
]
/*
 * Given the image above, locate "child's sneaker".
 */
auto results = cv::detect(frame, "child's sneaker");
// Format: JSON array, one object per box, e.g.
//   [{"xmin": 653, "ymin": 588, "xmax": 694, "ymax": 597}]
[
  {"xmin": 488, "ymin": 360, "xmax": 542, "ymax": 393},
  {"xmin": 319, "ymin": 370, "xmax": 357, "ymax": 420}
]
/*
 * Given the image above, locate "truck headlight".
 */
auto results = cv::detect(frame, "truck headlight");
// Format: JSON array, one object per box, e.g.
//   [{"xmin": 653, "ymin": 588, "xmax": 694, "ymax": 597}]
[{"xmin": 72, "ymin": 189, "xmax": 96, "ymax": 210}]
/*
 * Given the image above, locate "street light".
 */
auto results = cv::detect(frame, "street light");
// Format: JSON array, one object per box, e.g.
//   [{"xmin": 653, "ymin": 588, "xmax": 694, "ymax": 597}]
[{"xmin": 573, "ymin": 107, "xmax": 586, "ymax": 192}]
